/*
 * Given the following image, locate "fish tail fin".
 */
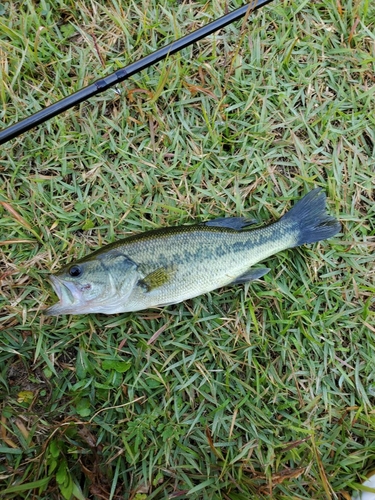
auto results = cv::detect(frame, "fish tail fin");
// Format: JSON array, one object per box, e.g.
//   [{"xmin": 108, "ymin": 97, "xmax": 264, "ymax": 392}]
[{"xmin": 282, "ymin": 188, "xmax": 341, "ymax": 247}]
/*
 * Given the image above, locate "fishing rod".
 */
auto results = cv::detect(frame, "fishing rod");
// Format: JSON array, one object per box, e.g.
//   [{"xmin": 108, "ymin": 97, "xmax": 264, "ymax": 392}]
[{"xmin": 0, "ymin": 0, "xmax": 274, "ymax": 145}]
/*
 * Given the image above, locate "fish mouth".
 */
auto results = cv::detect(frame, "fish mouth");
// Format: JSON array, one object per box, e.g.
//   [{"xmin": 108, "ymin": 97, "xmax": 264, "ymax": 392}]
[{"xmin": 45, "ymin": 275, "xmax": 82, "ymax": 316}]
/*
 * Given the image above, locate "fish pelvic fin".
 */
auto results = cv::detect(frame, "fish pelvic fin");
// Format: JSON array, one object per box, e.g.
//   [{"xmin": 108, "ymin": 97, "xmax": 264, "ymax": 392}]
[
  {"xmin": 282, "ymin": 188, "xmax": 341, "ymax": 247},
  {"xmin": 231, "ymin": 267, "xmax": 270, "ymax": 285}
]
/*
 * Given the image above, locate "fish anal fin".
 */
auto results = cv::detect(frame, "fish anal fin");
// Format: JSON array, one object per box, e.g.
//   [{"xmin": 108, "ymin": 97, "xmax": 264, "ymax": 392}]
[
  {"xmin": 232, "ymin": 267, "xmax": 270, "ymax": 285},
  {"xmin": 138, "ymin": 267, "xmax": 174, "ymax": 292},
  {"xmin": 203, "ymin": 217, "xmax": 257, "ymax": 230}
]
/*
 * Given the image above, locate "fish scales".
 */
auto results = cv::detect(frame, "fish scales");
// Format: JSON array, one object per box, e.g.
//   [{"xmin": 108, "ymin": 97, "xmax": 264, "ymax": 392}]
[
  {"xmin": 119, "ymin": 224, "xmax": 292, "ymax": 282},
  {"xmin": 106, "ymin": 224, "xmax": 293, "ymax": 311},
  {"xmin": 45, "ymin": 189, "xmax": 341, "ymax": 316}
]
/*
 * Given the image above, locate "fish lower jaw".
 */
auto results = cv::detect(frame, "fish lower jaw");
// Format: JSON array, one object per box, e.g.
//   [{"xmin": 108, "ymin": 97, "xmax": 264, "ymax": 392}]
[{"xmin": 45, "ymin": 297, "xmax": 138, "ymax": 316}]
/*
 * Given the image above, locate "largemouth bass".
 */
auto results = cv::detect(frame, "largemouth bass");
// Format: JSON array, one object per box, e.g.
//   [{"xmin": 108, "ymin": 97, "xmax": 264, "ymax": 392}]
[{"xmin": 45, "ymin": 188, "xmax": 340, "ymax": 316}]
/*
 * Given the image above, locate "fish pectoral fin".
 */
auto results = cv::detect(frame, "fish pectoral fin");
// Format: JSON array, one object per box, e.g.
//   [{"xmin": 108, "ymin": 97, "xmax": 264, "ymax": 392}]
[
  {"xmin": 138, "ymin": 267, "xmax": 174, "ymax": 292},
  {"xmin": 203, "ymin": 217, "xmax": 257, "ymax": 230},
  {"xmin": 231, "ymin": 267, "xmax": 270, "ymax": 285}
]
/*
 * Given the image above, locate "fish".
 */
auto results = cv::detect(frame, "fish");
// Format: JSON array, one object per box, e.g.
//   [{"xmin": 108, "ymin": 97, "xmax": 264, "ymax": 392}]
[{"xmin": 45, "ymin": 188, "xmax": 341, "ymax": 316}]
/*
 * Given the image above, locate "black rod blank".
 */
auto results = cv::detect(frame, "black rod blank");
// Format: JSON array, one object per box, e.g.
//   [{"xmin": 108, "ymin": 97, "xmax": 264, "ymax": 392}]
[{"xmin": 0, "ymin": 0, "xmax": 274, "ymax": 145}]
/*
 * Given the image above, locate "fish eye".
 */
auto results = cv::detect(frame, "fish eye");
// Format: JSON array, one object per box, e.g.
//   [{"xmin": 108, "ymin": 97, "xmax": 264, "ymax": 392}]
[{"xmin": 68, "ymin": 265, "xmax": 82, "ymax": 278}]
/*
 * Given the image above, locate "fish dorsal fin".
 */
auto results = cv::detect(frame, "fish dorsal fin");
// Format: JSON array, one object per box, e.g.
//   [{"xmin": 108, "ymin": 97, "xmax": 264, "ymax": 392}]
[
  {"xmin": 138, "ymin": 267, "xmax": 174, "ymax": 292},
  {"xmin": 203, "ymin": 217, "xmax": 257, "ymax": 230},
  {"xmin": 231, "ymin": 267, "xmax": 270, "ymax": 285}
]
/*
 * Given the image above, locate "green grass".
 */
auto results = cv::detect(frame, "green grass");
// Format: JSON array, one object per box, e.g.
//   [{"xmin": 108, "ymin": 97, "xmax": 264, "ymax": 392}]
[{"xmin": 0, "ymin": 0, "xmax": 374, "ymax": 498}]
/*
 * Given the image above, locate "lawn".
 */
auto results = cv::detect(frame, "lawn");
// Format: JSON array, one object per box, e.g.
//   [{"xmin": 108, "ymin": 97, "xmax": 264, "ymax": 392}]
[{"xmin": 0, "ymin": 0, "xmax": 374, "ymax": 498}]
